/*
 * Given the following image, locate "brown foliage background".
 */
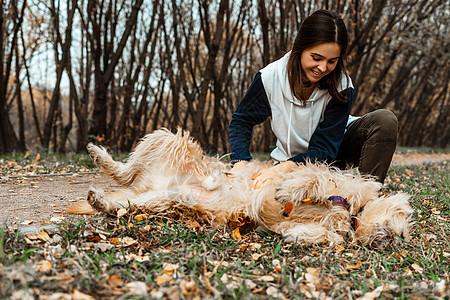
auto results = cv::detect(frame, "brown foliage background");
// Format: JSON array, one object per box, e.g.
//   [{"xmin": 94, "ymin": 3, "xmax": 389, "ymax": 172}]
[{"xmin": 0, "ymin": 0, "xmax": 448, "ymax": 154}]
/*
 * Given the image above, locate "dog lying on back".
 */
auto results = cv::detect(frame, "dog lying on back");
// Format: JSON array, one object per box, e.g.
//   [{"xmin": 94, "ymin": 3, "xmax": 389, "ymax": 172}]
[{"xmin": 77, "ymin": 128, "xmax": 414, "ymax": 247}]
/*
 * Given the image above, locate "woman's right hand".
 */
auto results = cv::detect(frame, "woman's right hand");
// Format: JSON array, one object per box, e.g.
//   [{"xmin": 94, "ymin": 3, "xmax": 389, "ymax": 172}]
[{"xmin": 226, "ymin": 160, "xmax": 248, "ymax": 176}]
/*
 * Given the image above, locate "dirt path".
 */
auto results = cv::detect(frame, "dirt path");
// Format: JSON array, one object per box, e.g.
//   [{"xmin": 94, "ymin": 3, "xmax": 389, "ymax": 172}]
[
  {"xmin": 0, "ymin": 153, "xmax": 448, "ymax": 228},
  {"xmin": 0, "ymin": 173, "xmax": 119, "ymax": 228}
]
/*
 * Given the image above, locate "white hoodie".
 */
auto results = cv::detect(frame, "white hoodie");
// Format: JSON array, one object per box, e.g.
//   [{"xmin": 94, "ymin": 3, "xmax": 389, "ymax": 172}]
[{"xmin": 260, "ymin": 52, "xmax": 354, "ymax": 162}]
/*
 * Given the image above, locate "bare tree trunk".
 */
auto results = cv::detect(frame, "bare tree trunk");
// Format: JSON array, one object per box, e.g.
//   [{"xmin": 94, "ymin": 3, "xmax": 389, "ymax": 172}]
[
  {"xmin": 192, "ymin": 0, "xmax": 229, "ymax": 146},
  {"xmin": 0, "ymin": 0, "xmax": 25, "ymax": 152},
  {"xmin": 15, "ymin": 41, "xmax": 26, "ymax": 150},
  {"xmin": 88, "ymin": 0, "xmax": 144, "ymax": 142}
]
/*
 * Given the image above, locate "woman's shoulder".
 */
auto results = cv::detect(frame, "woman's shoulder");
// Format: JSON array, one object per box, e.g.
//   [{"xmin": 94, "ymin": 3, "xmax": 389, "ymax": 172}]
[
  {"xmin": 338, "ymin": 72, "xmax": 354, "ymax": 91},
  {"xmin": 260, "ymin": 52, "xmax": 291, "ymax": 75}
]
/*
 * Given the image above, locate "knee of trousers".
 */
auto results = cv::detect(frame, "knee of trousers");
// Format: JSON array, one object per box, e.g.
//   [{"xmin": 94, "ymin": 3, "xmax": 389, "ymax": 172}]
[{"xmin": 369, "ymin": 109, "xmax": 399, "ymax": 140}]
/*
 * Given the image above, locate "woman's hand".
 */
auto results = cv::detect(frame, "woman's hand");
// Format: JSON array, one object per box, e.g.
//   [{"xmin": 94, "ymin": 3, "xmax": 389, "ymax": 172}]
[
  {"xmin": 225, "ymin": 160, "xmax": 249, "ymax": 177},
  {"xmin": 252, "ymin": 160, "xmax": 297, "ymax": 189}
]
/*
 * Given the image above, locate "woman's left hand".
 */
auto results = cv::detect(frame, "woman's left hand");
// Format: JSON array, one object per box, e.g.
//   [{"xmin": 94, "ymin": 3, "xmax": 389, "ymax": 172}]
[{"xmin": 252, "ymin": 161, "xmax": 297, "ymax": 189}]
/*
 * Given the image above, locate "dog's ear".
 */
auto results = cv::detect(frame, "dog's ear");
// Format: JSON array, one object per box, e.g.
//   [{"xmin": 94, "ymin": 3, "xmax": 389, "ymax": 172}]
[{"xmin": 65, "ymin": 201, "xmax": 97, "ymax": 215}]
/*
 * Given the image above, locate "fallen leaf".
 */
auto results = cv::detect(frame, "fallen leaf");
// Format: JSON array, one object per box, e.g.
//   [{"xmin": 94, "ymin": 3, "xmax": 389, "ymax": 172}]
[
  {"xmin": 33, "ymin": 153, "xmax": 40, "ymax": 163},
  {"xmin": 357, "ymin": 284, "xmax": 399, "ymax": 300},
  {"xmin": 411, "ymin": 263, "xmax": 423, "ymax": 274},
  {"xmin": 266, "ymin": 286, "xmax": 282, "ymax": 297},
  {"xmin": 258, "ymin": 275, "xmax": 275, "ymax": 282},
  {"xmin": 284, "ymin": 202, "xmax": 293, "ymax": 215},
  {"xmin": 155, "ymin": 273, "xmax": 172, "ymax": 285},
  {"xmin": 335, "ymin": 244, "xmax": 345, "ymax": 254},
  {"xmin": 122, "ymin": 236, "xmax": 137, "ymax": 247},
  {"xmin": 117, "ymin": 208, "xmax": 128, "ymax": 218},
  {"xmin": 232, "ymin": 227, "xmax": 242, "ymax": 240},
  {"xmin": 21, "ymin": 220, "xmax": 33, "ymax": 225},
  {"xmin": 126, "ymin": 282, "xmax": 148, "ymax": 296},
  {"xmin": 302, "ymin": 198, "xmax": 312, "ymax": 204},
  {"xmin": 50, "ymin": 216, "xmax": 65, "ymax": 223},
  {"xmin": 393, "ymin": 250, "xmax": 407, "ymax": 259},
  {"xmin": 346, "ymin": 261, "xmax": 361, "ymax": 270},
  {"xmin": 252, "ymin": 253, "xmax": 262, "ymax": 261},
  {"xmin": 108, "ymin": 236, "xmax": 137, "ymax": 247},
  {"xmin": 305, "ymin": 267, "xmax": 320, "ymax": 286},
  {"xmin": 431, "ymin": 207, "xmax": 440, "ymax": 215},
  {"xmin": 108, "ymin": 275, "xmax": 124, "ymax": 285},
  {"xmin": 37, "ymin": 231, "xmax": 51, "ymax": 242},
  {"xmin": 220, "ymin": 273, "xmax": 229, "ymax": 283},
  {"xmin": 35, "ymin": 260, "xmax": 52, "ymax": 272},
  {"xmin": 72, "ymin": 289, "xmax": 95, "ymax": 300},
  {"xmin": 273, "ymin": 259, "xmax": 282, "ymax": 272},
  {"xmin": 133, "ymin": 214, "xmax": 147, "ymax": 221},
  {"xmin": 163, "ymin": 263, "xmax": 179, "ymax": 275},
  {"xmin": 403, "ymin": 268, "xmax": 413, "ymax": 276},
  {"xmin": 180, "ymin": 279, "xmax": 198, "ymax": 297}
]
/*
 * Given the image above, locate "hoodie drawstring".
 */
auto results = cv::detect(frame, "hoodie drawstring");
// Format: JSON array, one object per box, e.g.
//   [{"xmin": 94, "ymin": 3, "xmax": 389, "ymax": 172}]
[
  {"xmin": 287, "ymin": 102, "xmax": 293, "ymax": 158},
  {"xmin": 287, "ymin": 100, "xmax": 315, "ymax": 158}
]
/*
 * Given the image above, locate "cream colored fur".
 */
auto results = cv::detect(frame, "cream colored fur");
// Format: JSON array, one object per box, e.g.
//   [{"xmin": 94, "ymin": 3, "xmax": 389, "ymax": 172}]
[{"xmin": 81, "ymin": 128, "xmax": 414, "ymax": 247}]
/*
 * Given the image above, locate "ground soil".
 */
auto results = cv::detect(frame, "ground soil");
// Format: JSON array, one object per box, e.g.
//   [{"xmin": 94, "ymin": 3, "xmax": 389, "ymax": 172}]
[{"xmin": 0, "ymin": 153, "xmax": 448, "ymax": 229}]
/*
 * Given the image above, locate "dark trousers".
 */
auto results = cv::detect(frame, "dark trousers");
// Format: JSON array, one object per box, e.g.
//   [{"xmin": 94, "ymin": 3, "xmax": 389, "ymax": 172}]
[{"xmin": 335, "ymin": 109, "xmax": 399, "ymax": 184}]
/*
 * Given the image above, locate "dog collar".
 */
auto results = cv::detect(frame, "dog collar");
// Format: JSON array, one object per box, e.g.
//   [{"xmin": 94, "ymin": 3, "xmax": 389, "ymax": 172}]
[
  {"xmin": 351, "ymin": 205, "xmax": 365, "ymax": 230},
  {"xmin": 328, "ymin": 196, "xmax": 350, "ymax": 210}
]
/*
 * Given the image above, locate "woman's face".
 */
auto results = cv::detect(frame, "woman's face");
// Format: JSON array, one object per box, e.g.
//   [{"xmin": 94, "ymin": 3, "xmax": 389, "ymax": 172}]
[{"xmin": 300, "ymin": 42, "xmax": 341, "ymax": 83}]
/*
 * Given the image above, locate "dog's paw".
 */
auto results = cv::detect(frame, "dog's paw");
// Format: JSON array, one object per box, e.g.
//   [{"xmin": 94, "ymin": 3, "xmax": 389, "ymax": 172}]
[
  {"xmin": 86, "ymin": 143, "xmax": 109, "ymax": 166},
  {"xmin": 87, "ymin": 187, "xmax": 106, "ymax": 212},
  {"xmin": 86, "ymin": 143, "xmax": 100, "ymax": 163}
]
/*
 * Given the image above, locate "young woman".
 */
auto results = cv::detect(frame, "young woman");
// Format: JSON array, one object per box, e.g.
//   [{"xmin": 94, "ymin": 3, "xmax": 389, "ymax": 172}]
[{"xmin": 229, "ymin": 10, "xmax": 398, "ymax": 188}]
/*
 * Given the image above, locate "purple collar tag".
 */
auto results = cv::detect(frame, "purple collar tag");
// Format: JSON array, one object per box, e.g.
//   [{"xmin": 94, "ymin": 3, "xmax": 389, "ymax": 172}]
[{"xmin": 328, "ymin": 196, "xmax": 350, "ymax": 210}]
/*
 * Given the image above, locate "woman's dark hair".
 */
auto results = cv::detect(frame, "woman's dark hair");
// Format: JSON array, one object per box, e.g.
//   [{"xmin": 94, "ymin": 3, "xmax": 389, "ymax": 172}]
[{"xmin": 287, "ymin": 10, "xmax": 349, "ymax": 103}]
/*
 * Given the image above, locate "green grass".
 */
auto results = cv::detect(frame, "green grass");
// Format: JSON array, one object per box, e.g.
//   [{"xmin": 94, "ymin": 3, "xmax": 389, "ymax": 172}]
[{"xmin": 0, "ymin": 153, "xmax": 448, "ymax": 298}]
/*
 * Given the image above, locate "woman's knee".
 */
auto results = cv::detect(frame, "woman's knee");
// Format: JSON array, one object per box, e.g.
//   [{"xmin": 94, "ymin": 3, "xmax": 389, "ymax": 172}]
[{"xmin": 368, "ymin": 109, "xmax": 399, "ymax": 139}]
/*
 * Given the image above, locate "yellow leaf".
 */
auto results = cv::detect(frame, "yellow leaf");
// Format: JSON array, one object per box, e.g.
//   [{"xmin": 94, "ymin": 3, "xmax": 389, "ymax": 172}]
[
  {"xmin": 163, "ymin": 263, "xmax": 179, "ymax": 275},
  {"xmin": 134, "ymin": 214, "xmax": 147, "ymax": 221},
  {"xmin": 33, "ymin": 153, "xmax": 40, "ymax": 163},
  {"xmin": 37, "ymin": 231, "xmax": 51, "ymax": 242},
  {"xmin": 232, "ymin": 227, "xmax": 242, "ymax": 240},
  {"xmin": 108, "ymin": 237, "xmax": 120, "ymax": 244},
  {"xmin": 302, "ymin": 198, "xmax": 312, "ymax": 204},
  {"xmin": 346, "ymin": 261, "xmax": 361, "ymax": 270}
]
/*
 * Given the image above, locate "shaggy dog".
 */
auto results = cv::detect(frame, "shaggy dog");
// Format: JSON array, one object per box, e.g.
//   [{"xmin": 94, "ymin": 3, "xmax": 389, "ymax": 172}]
[{"xmin": 77, "ymin": 128, "xmax": 414, "ymax": 248}]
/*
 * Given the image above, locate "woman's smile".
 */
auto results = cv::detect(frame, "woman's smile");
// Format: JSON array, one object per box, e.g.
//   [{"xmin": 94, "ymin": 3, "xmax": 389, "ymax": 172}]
[{"xmin": 301, "ymin": 42, "xmax": 341, "ymax": 82}]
